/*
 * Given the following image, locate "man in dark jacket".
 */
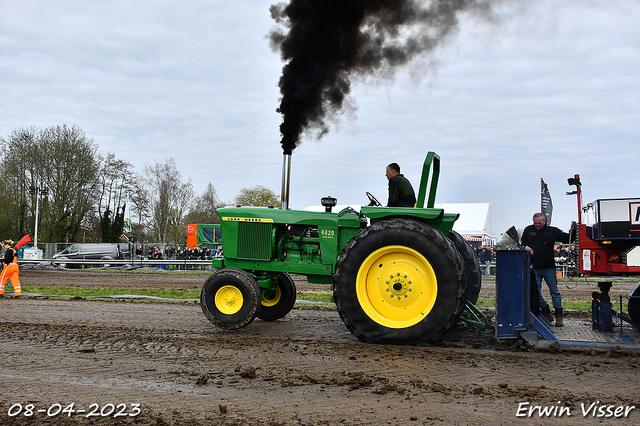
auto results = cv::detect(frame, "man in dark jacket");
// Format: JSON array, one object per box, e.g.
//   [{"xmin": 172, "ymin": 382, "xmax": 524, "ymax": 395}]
[
  {"xmin": 521, "ymin": 213, "xmax": 572, "ymax": 326},
  {"xmin": 386, "ymin": 163, "xmax": 416, "ymax": 207}
]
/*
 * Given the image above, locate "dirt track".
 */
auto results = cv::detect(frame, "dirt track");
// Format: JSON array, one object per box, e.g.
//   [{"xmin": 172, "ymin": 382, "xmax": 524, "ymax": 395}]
[{"xmin": 1, "ymin": 269, "xmax": 639, "ymax": 425}]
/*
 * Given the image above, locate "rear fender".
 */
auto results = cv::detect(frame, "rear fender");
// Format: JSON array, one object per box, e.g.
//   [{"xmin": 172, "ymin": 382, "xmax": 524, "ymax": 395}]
[{"xmin": 360, "ymin": 206, "xmax": 458, "ymax": 232}]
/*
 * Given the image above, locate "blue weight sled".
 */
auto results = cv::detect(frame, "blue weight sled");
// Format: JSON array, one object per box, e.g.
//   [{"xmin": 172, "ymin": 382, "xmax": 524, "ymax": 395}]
[{"xmin": 495, "ymin": 250, "xmax": 640, "ymax": 353}]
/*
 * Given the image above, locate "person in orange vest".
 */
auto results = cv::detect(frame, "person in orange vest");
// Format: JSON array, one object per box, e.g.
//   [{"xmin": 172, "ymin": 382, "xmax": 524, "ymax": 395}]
[{"xmin": 0, "ymin": 239, "xmax": 21, "ymax": 298}]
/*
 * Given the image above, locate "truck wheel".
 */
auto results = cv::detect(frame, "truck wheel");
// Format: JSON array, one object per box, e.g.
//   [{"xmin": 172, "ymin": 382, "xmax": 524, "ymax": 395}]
[
  {"xmin": 100, "ymin": 256, "xmax": 114, "ymax": 268},
  {"xmin": 200, "ymin": 268, "xmax": 260, "ymax": 330},
  {"xmin": 334, "ymin": 218, "xmax": 466, "ymax": 345},
  {"xmin": 257, "ymin": 273, "xmax": 297, "ymax": 321},
  {"xmin": 448, "ymin": 230, "xmax": 482, "ymax": 305}
]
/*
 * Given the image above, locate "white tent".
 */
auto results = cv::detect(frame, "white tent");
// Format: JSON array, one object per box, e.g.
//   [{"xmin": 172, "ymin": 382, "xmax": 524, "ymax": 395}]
[{"xmin": 435, "ymin": 203, "xmax": 496, "ymax": 245}]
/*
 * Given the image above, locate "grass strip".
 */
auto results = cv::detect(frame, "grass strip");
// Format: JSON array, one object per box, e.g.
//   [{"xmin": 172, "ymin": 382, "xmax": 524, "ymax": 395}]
[
  {"xmin": 23, "ymin": 286, "xmax": 200, "ymax": 300},
  {"xmin": 297, "ymin": 291, "xmax": 333, "ymax": 304},
  {"xmin": 21, "ymin": 287, "xmax": 336, "ymax": 304},
  {"xmin": 474, "ymin": 297, "xmax": 628, "ymax": 312}
]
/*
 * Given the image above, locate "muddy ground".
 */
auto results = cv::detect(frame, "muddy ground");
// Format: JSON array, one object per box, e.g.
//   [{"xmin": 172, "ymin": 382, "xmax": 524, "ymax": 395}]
[{"xmin": 1, "ymin": 269, "xmax": 639, "ymax": 425}]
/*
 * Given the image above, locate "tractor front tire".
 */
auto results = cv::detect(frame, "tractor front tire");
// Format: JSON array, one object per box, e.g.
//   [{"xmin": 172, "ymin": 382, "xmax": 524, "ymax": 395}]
[
  {"xmin": 201, "ymin": 268, "xmax": 260, "ymax": 330},
  {"xmin": 333, "ymin": 218, "xmax": 466, "ymax": 345},
  {"xmin": 257, "ymin": 273, "xmax": 297, "ymax": 321}
]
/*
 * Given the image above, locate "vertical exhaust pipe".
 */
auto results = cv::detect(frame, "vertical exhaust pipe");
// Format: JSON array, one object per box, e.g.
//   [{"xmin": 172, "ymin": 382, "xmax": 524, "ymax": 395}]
[{"xmin": 281, "ymin": 153, "xmax": 291, "ymax": 210}]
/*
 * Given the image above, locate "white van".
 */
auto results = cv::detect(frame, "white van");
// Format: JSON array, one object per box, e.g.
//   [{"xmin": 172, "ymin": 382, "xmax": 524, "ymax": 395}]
[{"xmin": 52, "ymin": 243, "xmax": 130, "ymax": 267}]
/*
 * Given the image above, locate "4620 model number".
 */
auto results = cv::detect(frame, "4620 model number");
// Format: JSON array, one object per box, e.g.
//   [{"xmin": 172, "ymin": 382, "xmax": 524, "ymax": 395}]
[
  {"xmin": 8, "ymin": 403, "xmax": 141, "ymax": 418},
  {"xmin": 320, "ymin": 229, "xmax": 335, "ymax": 238}
]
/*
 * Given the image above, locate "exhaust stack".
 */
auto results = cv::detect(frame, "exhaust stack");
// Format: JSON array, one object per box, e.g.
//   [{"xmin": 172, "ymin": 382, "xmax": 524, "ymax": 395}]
[{"xmin": 281, "ymin": 154, "xmax": 291, "ymax": 210}]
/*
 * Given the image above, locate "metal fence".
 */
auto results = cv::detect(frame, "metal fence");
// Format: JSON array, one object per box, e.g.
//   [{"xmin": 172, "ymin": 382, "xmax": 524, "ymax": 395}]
[
  {"xmin": 18, "ymin": 257, "xmax": 214, "ymax": 270},
  {"xmin": 480, "ymin": 261, "xmax": 577, "ymax": 277},
  {"xmin": 29, "ymin": 242, "xmax": 195, "ymax": 260}
]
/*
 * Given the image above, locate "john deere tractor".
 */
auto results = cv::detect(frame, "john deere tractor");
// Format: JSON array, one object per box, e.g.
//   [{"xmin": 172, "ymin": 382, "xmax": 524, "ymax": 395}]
[{"xmin": 200, "ymin": 152, "xmax": 481, "ymax": 345}]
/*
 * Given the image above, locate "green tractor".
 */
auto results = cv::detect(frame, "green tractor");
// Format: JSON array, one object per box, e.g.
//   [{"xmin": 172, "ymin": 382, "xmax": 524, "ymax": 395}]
[{"xmin": 200, "ymin": 152, "xmax": 481, "ymax": 344}]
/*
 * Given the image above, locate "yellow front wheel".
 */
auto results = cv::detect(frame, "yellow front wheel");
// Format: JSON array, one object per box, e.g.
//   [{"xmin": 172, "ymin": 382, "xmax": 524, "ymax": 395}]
[
  {"xmin": 200, "ymin": 269, "xmax": 260, "ymax": 330},
  {"xmin": 215, "ymin": 285, "xmax": 244, "ymax": 315}
]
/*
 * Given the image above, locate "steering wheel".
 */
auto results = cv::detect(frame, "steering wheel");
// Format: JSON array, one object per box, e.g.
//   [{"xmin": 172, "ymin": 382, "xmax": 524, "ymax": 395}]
[{"xmin": 366, "ymin": 191, "xmax": 382, "ymax": 207}]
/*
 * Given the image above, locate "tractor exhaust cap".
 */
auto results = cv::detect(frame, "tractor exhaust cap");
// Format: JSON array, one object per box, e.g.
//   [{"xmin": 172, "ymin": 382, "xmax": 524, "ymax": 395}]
[{"xmin": 321, "ymin": 196, "xmax": 337, "ymax": 212}]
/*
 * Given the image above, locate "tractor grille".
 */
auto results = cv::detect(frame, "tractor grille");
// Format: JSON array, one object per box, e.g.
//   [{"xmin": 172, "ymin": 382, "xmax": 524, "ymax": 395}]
[{"xmin": 238, "ymin": 222, "xmax": 272, "ymax": 260}]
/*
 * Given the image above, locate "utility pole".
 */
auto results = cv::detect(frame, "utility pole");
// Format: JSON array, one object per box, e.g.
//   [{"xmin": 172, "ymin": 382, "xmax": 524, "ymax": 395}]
[{"xmin": 28, "ymin": 185, "xmax": 49, "ymax": 258}]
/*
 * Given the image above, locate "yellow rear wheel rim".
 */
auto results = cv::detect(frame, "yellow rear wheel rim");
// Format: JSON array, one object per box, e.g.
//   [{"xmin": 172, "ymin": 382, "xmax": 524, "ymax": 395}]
[
  {"xmin": 215, "ymin": 285, "xmax": 244, "ymax": 315},
  {"xmin": 261, "ymin": 285, "xmax": 282, "ymax": 307},
  {"xmin": 356, "ymin": 245, "xmax": 437, "ymax": 329}
]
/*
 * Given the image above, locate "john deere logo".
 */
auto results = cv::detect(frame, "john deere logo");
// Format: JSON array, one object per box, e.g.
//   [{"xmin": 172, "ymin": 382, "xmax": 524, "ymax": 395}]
[{"xmin": 222, "ymin": 217, "xmax": 274, "ymax": 223}]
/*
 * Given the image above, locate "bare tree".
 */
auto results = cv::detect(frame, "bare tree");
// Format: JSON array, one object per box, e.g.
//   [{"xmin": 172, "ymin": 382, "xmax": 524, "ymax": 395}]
[
  {"xmin": 96, "ymin": 153, "xmax": 134, "ymax": 216},
  {"xmin": 185, "ymin": 183, "xmax": 226, "ymax": 225},
  {"xmin": 93, "ymin": 153, "xmax": 138, "ymax": 242},
  {"xmin": 144, "ymin": 158, "xmax": 195, "ymax": 244},
  {"xmin": 127, "ymin": 183, "xmax": 152, "ymax": 243}
]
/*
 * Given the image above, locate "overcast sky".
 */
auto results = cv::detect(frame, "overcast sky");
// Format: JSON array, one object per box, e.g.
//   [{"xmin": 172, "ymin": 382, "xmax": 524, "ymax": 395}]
[{"xmin": 2, "ymin": 0, "xmax": 639, "ymax": 238}]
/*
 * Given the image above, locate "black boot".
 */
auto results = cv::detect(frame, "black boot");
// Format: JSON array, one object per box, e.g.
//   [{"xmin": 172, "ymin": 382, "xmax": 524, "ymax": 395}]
[
  {"xmin": 555, "ymin": 308, "xmax": 564, "ymax": 327},
  {"xmin": 541, "ymin": 305, "xmax": 554, "ymax": 323}
]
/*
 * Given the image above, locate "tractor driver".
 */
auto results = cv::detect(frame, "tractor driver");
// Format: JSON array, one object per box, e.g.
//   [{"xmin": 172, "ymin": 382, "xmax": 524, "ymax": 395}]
[{"xmin": 385, "ymin": 163, "xmax": 416, "ymax": 207}]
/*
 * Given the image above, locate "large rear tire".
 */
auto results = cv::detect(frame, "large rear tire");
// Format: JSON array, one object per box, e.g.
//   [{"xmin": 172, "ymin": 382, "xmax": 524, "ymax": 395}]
[
  {"xmin": 257, "ymin": 273, "xmax": 297, "ymax": 321},
  {"xmin": 448, "ymin": 230, "xmax": 482, "ymax": 305},
  {"xmin": 201, "ymin": 268, "xmax": 260, "ymax": 330},
  {"xmin": 333, "ymin": 218, "xmax": 466, "ymax": 345}
]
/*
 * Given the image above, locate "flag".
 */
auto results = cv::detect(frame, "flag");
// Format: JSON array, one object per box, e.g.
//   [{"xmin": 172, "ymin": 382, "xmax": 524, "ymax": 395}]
[
  {"xmin": 15, "ymin": 234, "xmax": 32, "ymax": 249},
  {"xmin": 541, "ymin": 178, "xmax": 553, "ymax": 225},
  {"xmin": 123, "ymin": 195, "xmax": 132, "ymax": 233}
]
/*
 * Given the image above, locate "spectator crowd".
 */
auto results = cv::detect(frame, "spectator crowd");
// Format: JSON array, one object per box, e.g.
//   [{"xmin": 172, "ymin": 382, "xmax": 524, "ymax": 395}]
[
  {"xmin": 134, "ymin": 244, "xmax": 217, "ymax": 261},
  {"xmin": 469, "ymin": 243, "xmax": 576, "ymax": 276}
]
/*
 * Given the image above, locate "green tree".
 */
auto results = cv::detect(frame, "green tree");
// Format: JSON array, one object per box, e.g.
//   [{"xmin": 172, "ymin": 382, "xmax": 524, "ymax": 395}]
[
  {"xmin": 100, "ymin": 204, "xmax": 126, "ymax": 243},
  {"xmin": 0, "ymin": 127, "xmax": 40, "ymax": 239},
  {"xmin": 40, "ymin": 125, "xmax": 100, "ymax": 242},
  {"xmin": 234, "ymin": 185, "xmax": 281, "ymax": 207},
  {"xmin": 0, "ymin": 125, "xmax": 100, "ymax": 243}
]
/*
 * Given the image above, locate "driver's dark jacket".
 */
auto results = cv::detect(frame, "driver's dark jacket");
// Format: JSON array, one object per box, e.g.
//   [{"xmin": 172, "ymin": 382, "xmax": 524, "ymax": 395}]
[
  {"xmin": 521, "ymin": 224, "xmax": 570, "ymax": 269},
  {"xmin": 387, "ymin": 174, "xmax": 416, "ymax": 207}
]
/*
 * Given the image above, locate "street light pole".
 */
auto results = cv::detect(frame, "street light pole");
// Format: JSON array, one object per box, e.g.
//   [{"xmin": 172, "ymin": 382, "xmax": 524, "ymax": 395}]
[
  {"xmin": 34, "ymin": 192, "xmax": 40, "ymax": 247},
  {"xmin": 29, "ymin": 185, "xmax": 49, "ymax": 252}
]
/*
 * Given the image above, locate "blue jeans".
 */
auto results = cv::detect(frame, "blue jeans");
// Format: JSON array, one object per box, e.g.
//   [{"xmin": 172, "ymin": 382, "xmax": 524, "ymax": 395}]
[{"xmin": 534, "ymin": 268, "xmax": 562, "ymax": 309}]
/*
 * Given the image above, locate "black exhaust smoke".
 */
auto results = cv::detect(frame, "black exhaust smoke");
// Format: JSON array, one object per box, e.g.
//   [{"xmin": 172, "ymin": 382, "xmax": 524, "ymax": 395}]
[
  {"xmin": 269, "ymin": 0, "xmax": 498, "ymax": 154},
  {"xmin": 270, "ymin": 0, "xmax": 500, "ymax": 208}
]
